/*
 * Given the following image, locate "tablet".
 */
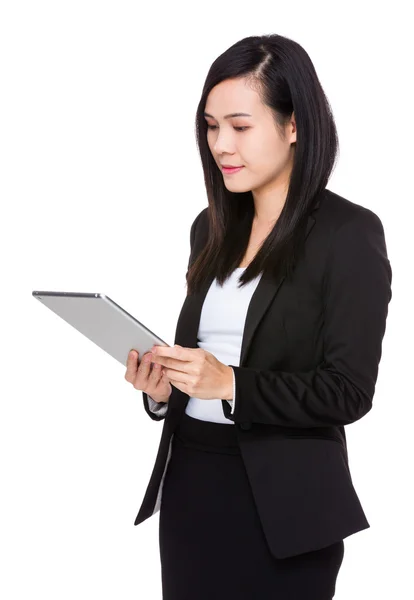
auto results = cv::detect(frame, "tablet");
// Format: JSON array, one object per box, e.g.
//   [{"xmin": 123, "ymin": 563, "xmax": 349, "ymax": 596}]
[{"xmin": 32, "ymin": 291, "xmax": 170, "ymax": 367}]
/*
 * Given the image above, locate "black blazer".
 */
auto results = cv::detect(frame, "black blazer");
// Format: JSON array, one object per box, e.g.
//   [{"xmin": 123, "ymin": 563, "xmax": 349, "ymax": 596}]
[{"xmin": 134, "ymin": 188, "xmax": 392, "ymax": 559}]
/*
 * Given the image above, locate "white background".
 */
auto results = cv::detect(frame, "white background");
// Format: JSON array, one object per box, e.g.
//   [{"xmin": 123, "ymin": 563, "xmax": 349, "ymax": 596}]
[{"xmin": 1, "ymin": 1, "xmax": 412, "ymax": 598}]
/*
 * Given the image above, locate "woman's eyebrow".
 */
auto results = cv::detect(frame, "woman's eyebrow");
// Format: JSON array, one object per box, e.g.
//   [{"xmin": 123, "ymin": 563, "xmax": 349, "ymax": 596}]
[{"xmin": 203, "ymin": 112, "xmax": 252, "ymax": 119}]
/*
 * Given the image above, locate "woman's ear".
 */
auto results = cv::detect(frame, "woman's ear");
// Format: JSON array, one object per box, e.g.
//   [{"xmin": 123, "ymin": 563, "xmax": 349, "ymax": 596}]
[{"xmin": 290, "ymin": 111, "xmax": 297, "ymax": 144}]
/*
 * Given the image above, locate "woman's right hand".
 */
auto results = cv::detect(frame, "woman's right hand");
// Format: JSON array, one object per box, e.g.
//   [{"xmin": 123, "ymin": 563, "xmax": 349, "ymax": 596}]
[{"xmin": 125, "ymin": 349, "xmax": 172, "ymax": 403}]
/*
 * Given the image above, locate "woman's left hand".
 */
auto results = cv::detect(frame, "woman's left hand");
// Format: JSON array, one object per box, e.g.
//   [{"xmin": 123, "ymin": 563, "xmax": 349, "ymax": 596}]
[{"xmin": 150, "ymin": 344, "xmax": 233, "ymax": 400}]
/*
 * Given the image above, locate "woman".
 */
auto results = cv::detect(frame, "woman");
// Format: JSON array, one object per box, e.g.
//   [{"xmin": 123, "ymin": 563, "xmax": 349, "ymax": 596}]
[{"xmin": 126, "ymin": 33, "xmax": 392, "ymax": 599}]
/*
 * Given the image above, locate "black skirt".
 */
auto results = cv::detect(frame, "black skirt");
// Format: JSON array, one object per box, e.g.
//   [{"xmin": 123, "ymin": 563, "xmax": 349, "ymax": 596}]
[{"xmin": 159, "ymin": 413, "xmax": 345, "ymax": 600}]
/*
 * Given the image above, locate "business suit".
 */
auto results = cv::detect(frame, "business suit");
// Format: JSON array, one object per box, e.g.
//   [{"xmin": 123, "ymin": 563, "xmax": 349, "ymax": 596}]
[{"xmin": 135, "ymin": 187, "xmax": 392, "ymax": 560}]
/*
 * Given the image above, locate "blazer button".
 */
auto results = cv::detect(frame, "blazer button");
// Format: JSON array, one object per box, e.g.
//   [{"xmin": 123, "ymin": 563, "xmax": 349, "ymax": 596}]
[{"xmin": 240, "ymin": 422, "xmax": 252, "ymax": 430}]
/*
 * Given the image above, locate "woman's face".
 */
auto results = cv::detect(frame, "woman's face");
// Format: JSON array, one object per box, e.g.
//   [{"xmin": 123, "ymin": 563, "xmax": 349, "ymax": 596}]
[{"xmin": 204, "ymin": 77, "xmax": 296, "ymax": 198}]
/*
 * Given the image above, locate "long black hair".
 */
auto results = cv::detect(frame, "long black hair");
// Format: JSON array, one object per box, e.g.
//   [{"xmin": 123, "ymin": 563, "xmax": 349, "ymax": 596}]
[{"xmin": 187, "ymin": 33, "xmax": 339, "ymax": 296}]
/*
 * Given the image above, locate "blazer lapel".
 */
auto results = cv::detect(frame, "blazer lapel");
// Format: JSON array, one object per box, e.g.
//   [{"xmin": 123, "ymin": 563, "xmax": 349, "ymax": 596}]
[{"xmin": 239, "ymin": 209, "xmax": 318, "ymax": 365}]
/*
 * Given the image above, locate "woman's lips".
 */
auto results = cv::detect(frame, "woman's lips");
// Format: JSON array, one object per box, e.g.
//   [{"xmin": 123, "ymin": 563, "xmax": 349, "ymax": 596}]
[{"xmin": 222, "ymin": 166, "xmax": 244, "ymax": 174}]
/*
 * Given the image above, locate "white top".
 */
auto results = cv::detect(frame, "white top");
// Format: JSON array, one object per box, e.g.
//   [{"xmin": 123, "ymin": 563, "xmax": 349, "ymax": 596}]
[{"xmin": 147, "ymin": 267, "xmax": 263, "ymax": 423}]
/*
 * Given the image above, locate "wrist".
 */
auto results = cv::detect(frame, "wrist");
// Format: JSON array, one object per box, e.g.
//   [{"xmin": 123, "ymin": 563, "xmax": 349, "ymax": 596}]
[
  {"xmin": 221, "ymin": 366, "xmax": 234, "ymax": 400},
  {"xmin": 149, "ymin": 392, "xmax": 170, "ymax": 404}
]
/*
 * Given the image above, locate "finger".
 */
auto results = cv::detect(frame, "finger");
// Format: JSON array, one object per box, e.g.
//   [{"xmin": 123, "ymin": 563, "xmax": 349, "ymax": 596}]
[
  {"xmin": 152, "ymin": 344, "xmax": 187, "ymax": 359},
  {"xmin": 125, "ymin": 350, "xmax": 139, "ymax": 382},
  {"xmin": 148, "ymin": 362, "xmax": 170, "ymax": 396},
  {"xmin": 160, "ymin": 367, "xmax": 186, "ymax": 386},
  {"xmin": 150, "ymin": 361, "xmax": 164, "ymax": 385},
  {"xmin": 134, "ymin": 351, "xmax": 153, "ymax": 388},
  {"xmin": 151, "ymin": 350, "xmax": 193, "ymax": 371}
]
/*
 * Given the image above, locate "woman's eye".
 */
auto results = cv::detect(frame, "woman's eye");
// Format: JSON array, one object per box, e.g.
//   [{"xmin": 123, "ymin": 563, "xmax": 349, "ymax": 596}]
[{"xmin": 206, "ymin": 125, "xmax": 248, "ymax": 132}]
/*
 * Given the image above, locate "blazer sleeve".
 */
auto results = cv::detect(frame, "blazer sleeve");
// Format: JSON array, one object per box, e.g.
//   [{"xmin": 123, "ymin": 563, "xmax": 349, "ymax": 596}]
[
  {"xmin": 142, "ymin": 209, "xmax": 204, "ymax": 421},
  {"xmin": 221, "ymin": 211, "xmax": 392, "ymax": 428},
  {"xmin": 142, "ymin": 389, "xmax": 170, "ymax": 420}
]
